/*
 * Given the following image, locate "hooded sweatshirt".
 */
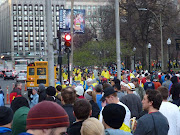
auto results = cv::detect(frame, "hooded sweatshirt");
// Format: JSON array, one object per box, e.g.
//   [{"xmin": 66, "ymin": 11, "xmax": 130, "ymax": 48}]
[
  {"xmin": 105, "ymin": 128, "xmax": 132, "ymax": 135},
  {"xmin": 38, "ymin": 84, "xmax": 46, "ymax": 102},
  {"xmin": 12, "ymin": 106, "xmax": 30, "ymax": 135}
]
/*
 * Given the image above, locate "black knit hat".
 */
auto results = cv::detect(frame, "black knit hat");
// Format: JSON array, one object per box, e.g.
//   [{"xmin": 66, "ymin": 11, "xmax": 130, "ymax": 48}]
[
  {"xmin": 0, "ymin": 106, "xmax": 13, "ymax": 126},
  {"xmin": 102, "ymin": 103, "xmax": 126, "ymax": 129},
  {"xmin": 10, "ymin": 97, "xmax": 29, "ymax": 113},
  {"xmin": 46, "ymin": 86, "xmax": 56, "ymax": 96}
]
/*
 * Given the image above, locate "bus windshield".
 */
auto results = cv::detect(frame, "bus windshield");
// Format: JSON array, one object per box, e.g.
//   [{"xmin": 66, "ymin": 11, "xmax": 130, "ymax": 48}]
[{"xmin": 15, "ymin": 60, "xmax": 27, "ymax": 65}]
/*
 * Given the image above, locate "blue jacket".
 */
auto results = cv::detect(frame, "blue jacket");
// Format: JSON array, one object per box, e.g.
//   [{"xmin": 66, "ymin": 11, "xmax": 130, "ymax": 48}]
[
  {"xmin": 105, "ymin": 128, "xmax": 132, "ymax": 135},
  {"xmin": 0, "ymin": 94, "xmax": 4, "ymax": 106},
  {"xmin": 30, "ymin": 93, "xmax": 39, "ymax": 108}
]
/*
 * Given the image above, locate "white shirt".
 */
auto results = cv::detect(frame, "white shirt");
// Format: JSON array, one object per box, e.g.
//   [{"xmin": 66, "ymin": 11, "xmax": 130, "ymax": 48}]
[
  {"xmin": 99, "ymin": 101, "xmax": 131, "ymax": 128},
  {"xmin": 159, "ymin": 101, "xmax": 180, "ymax": 135}
]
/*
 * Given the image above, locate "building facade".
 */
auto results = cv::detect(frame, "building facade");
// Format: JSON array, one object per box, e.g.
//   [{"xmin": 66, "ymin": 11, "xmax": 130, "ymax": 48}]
[{"xmin": 0, "ymin": 0, "xmax": 113, "ymax": 62}]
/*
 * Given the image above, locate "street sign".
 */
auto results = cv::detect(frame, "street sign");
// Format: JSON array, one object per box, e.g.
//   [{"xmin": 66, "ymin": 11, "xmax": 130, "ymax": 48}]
[{"xmin": 175, "ymin": 39, "xmax": 180, "ymax": 50}]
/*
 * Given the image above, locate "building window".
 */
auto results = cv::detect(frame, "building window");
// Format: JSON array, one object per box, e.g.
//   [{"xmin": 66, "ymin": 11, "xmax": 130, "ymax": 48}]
[
  {"xmin": 19, "ymin": 21, "xmax": 22, "ymax": 26},
  {"xmin": 29, "ymin": 16, "xmax": 33, "ymax": 21},
  {"xmin": 40, "ymin": 11, "xmax": 43, "ymax": 15},
  {"xmin": 13, "ymin": 16, "xmax": 17, "ymax": 21},
  {"xmin": 14, "ymin": 32, "xmax": 17, "ymax": 36},
  {"xmin": 29, "ymin": 5, "xmax": 33, "ymax": 11},
  {"xmin": 56, "ymin": 5, "xmax": 59, "ymax": 10},
  {"xmin": 13, "ymin": 11, "xmax": 17, "ymax": 15},
  {"xmin": 40, "ymin": 17, "xmax": 43, "ymax": 20},
  {"xmin": 18, "ymin": 11, "xmax": 22, "ymax": 15},
  {"xmin": 13, "ymin": 4, "xmax": 17, "ymax": 10},
  {"xmin": 24, "ymin": 21, "xmax": 28, "ymax": 26},
  {"xmin": 24, "ymin": 16, "xmax": 28, "ymax": 21},
  {"xmin": 24, "ymin": 11, "xmax": 28, "ymax": 15},
  {"xmin": 35, "ymin": 5, "xmax": 38, "ymax": 11},
  {"xmin": 18, "ymin": 4, "xmax": 22, "ymax": 10},
  {"xmin": 24, "ymin": 5, "xmax": 27, "ymax": 10},
  {"xmin": 29, "ymin": 11, "xmax": 33, "ymax": 15},
  {"xmin": 40, "ymin": 5, "xmax": 43, "ymax": 11}
]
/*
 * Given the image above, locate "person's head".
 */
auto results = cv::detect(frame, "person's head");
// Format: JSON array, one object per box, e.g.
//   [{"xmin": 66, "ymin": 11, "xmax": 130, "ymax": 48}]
[
  {"xmin": 11, "ymin": 97, "xmax": 29, "ymax": 113},
  {"xmin": 46, "ymin": 86, "xmax": 56, "ymax": 97},
  {"xmin": 102, "ymin": 103, "xmax": 126, "ymax": 129},
  {"xmin": 0, "ymin": 106, "xmax": 13, "ymax": 128},
  {"xmin": 100, "ymin": 87, "xmax": 118, "ymax": 104},
  {"xmin": 26, "ymin": 101, "xmax": 69, "ymax": 135},
  {"xmin": 142, "ymin": 90, "xmax": 162, "ymax": 112},
  {"xmin": 56, "ymin": 85, "xmax": 62, "ymax": 93},
  {"xmin": 38, "ymin": 83, "xmax": 45, "ymax": 93},
  {"xmin": 114, "ymin": 84, "xmax": 121, "ymax": 91},
  {"xmin": 165, "ymin": 74, "xmax": 170, "ymax": 80},
  {"xmin": 75, "ymin": 86, "xmax": 84, "ymax": 97},
  {"xmin": 15, "ymin": 82, "xmax": 22, "ymax": 89},
  {"xmin": 103, "ymin": 83, "xmax": 111, "ymax": 90},
  {"xmin": 61, "ymin": 87, "xmax": 76, "ymax": 105},
  {"xmin": 95, "ymin": 84, "xmax": 102, "ymax": 93},
  {"xmin": 157, "ymin": 87, "xmax": 169, "ymax": 101},
  {"xmin": 131, "ymin": 78, "xmax": 139, "ymax": 87},
  {"xmin": 73, "ymin": 99, "xmax": 92, "ymax": 120},
  {"xmin": 146, "ymin": 76, "xmax": 151, "ymax": 80},
  {"xmin": 81, "ymin": 118, "xmax": 104, "ymax": 135},
  {"xmin": 86, "ymin": 78, "xmax": 92, "ymax": 86},
  {"xmin": 171, "ymin": 76, "xmax": 178, "ymax": 84},
  {"xmin": 125, "ymin": 83, "xmax": 135, "ymax": 93},
  {"xmin": 32, "ymin": 87, "xmax": 38, "ymax": 95},
  {"xmin": 110, "ymin": 80, "xmax": 115, "ymax": 86},
  {"xmin": 84, "ymin": 89, "xmax": 95, "ymax": 102}
]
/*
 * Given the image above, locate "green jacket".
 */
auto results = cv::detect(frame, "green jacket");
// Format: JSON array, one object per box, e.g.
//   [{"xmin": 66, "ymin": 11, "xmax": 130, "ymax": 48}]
[{"xmin": 12, "ymin": 106, "xmax": 30, "ymax": 135}]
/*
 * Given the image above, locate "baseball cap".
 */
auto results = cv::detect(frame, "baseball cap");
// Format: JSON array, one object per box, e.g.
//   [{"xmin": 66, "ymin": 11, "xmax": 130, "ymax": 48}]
[
  {"xmin": 100, "ymin": 87, "xmax": 117, "ymax": 101},
  {"xmin": 125, "ymin": 83, "xmax": 135, "ymax": 91}
]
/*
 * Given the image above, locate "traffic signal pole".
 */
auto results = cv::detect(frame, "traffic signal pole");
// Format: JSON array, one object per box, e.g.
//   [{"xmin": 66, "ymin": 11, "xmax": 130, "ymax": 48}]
[
  {"xmin": 46, "ymin": 0, "xmax": 55, "ymax": 86},
  {"xmin": 70, "ymin": 0, "xmax": 74, "ymax": 84},
  {"xmin": 57, "ymin": 30, "xmax": 62, "ymax": 85}
]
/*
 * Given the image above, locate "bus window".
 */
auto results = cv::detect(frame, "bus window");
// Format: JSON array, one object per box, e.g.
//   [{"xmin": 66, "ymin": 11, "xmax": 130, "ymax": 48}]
[
  {"xmin": 29, "ymin": 68, "xmax": 34, "ymax": 75},
  {"xmin": 37, "ymin": 68, "xmax": 46, "ymax": 75}
]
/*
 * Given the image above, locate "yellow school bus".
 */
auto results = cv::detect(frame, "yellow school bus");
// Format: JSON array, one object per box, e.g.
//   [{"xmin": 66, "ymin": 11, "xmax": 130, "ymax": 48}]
[{"xmin": 27, "ymin": 61, "xmax": 56, "ymax": 91}]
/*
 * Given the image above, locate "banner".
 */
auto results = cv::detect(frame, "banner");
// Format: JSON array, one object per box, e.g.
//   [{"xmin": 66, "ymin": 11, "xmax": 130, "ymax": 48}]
[
  {"xmin": 59, "ymin": 9, "xmax": 85, "ymax": 33},
  {"xmin": 175, "ymin": 39, "xmax": 180, "ymax": 50}
]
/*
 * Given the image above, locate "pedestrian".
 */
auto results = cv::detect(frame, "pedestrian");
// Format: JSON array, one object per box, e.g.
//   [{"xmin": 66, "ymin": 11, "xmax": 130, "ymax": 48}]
[
  {"xmin": 55, "ymin": 85, "xmax": 62, "ymax": 97},
  {"xmin": 131, "ymin": 78, "xmax": 145, "ymax": 101},
  {"xmin": 152, "ymin": 76, "xmax": 161, "ymax": 90},
  {"xmin": 61, "ymin": 87, "xmax": 76, "ymax": 125},
  {"xmin": 0, "ymin": 106, "xmax": 13, "ymax": 135},
  {"xmin": 0, "ymin": 86, "xmax": 4, "ymax": 106},
  {"xmin": 170, "ymin": 76, "xmax": 180, "ymax": 106},
  {"xmin": 134, "ymin": 90, "xmax": 169, "ymax": 135},
  {"xmin": 38, "ymin": 83, "xmax": 46, "ymax": 102},
  {"xmin": 67, "ymin": 99, "xmax": 92, "ymax": 135},
  {"xmin": 121, "ymin": 83, "xmax": 142, "ymax": 118},
  {"xmin": 45, "ymin": 86, "xmax": 57, "ymax": 102},
  {"xmin": 162, "ymin": 74, "xmax": 172, "ymax": 90},
  {"xmin": 81, "ymin": 118, "xmax": 104, "ymax": 135},
  {"xmin": 158, "ymin": 86, "xmax": 180, "ymax": 135},
  {"xmin": 75, "ymin": 86, "xmax": 85, "ymax": 99},
  {"xmin": 11, "ymin": 97, "xmax": 30, "ymax": 135},
  {"xmin": 99, "ymin": 87, "xmax": 131, "ymax": 132},
  {"xmin": 102, "ymin": 104, "xmax": 132, "ymax": 135},
  {"xmin": 144, "ymin": 76, "xmax": 155, "ymax": 90},
  {"xmin": 10, "ymin": 82, "xmax": 22, "ymax": 103},
  {"xmin": 29, "ymin": 87, "xmax": 39, "ymax": 108},
  {"xmin": 84, "ymin": 89, "xmax": 100, "ymax": 118},
  {"xmin": 114, "ymin": 83, "xmax": 125, "ymax": 101},
  {"xmin": 18, "ymin": 101, "xmax": 69, "ymax": 135},
  {"xmin": 94, "ymin": 84, "xmax": 103, "ymax": 110}
]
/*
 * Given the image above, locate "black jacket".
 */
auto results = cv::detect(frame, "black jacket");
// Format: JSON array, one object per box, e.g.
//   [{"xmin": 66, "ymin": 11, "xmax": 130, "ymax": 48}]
[
  {"xmin": 89, "ymin": 100, "xmax": 100, "ymax": 119},
  {"xmin": 67, "ymin": 121, "xmax": 83, "ymax": 135},
  {"xmin": 62, "ymin": 104, "xmax": 76, "ymax": 125}
]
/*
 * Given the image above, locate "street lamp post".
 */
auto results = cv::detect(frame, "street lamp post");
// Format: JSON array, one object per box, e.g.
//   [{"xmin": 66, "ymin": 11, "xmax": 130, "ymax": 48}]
[
  {"xmin": 138, "ymin": 8, "xmax": 164, "ymax": 71},
  {"xmin": 167, "ymin": 38, "xmax": 171, "ymax": 72},
  {"xmin": 133, "ymin": 47, "xmax": 136, "ymax": 70},
  {"xmin": 148, "ymin": 43, "xmax": 152, "ymax": 72}
]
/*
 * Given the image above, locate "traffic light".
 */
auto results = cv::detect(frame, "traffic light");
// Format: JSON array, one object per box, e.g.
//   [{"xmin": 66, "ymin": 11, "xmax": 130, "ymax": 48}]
[{"xmin": 64, "ymin": 34, "xmax": 71, "ymax": 53}]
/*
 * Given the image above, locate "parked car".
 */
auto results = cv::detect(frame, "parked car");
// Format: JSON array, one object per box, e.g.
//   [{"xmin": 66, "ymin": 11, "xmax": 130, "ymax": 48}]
[
  {"xmin": 16, "ymin": 73, "xmax": 27, "ymax": 82},
  {"xmin": 4, "ymin": 72, "xmax": 14, "ymax": 80}
]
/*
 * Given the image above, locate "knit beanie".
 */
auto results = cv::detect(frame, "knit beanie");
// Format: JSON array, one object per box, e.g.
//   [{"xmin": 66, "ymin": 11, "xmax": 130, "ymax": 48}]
[
  {"xmin": 102, "ymin": 103, "xmax": 126, "ymax": 129},
  {"xmin": 0, "ymin": 106, "xmax": 13, "ymax": 126},
  {"xmin": 46, "ymin": 86, "xmax": 56, "ymax": 96},
  {"xmin": 10, "ymin": 96, "xmax": 29, "ymax": 113},
  {"xmin": 84, "ymin": 89, "xmax": 93, "ymax": 101},
  {"xmin": 26, "ymin": 101, "xmax": 69, "ymax": 129}
]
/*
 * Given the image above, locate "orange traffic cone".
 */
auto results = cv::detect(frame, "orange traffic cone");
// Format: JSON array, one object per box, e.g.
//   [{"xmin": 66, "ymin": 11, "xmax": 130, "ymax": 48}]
[
  {"xmin": 24, "ymin": 80, "xmax": 27, "ymax": 91},
  {"xmin": 6, "ymin": 86, "xmax": 9, "ymax": 104}
]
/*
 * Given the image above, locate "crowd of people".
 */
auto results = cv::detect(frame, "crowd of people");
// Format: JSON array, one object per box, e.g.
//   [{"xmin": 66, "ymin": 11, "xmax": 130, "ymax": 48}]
[{"xmin": 0, "ymin": 66, "xmax": 180, "ymax": 135}]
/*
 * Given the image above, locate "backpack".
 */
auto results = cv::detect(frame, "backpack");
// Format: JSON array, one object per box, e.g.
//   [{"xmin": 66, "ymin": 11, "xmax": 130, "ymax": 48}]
[{"xmin": 10, "ymin": 92, "xmax": 22, "ymax": 103}]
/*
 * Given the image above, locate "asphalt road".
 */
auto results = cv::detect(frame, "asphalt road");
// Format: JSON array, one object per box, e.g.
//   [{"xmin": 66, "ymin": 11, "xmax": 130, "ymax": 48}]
[{"xmin": 0, "ymin": 77, "xmax": 28, "ymax": 106}]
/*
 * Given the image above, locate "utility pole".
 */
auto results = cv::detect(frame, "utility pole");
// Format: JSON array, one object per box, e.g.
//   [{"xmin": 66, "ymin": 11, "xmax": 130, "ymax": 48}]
[
  {"xmin": 160, "ymin": 14, "xmax": 164, "ymax": 71},
  {"xmin": 46, "ymin": 0, "xmax": 54, "ymax": 86},
  {"xmin": 70, "ymin": 0, "xmax": 74, "ymax": 84},
  {"xmin": 115, "ymin": 0, "xmax": 121, "ymax": 80}
]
